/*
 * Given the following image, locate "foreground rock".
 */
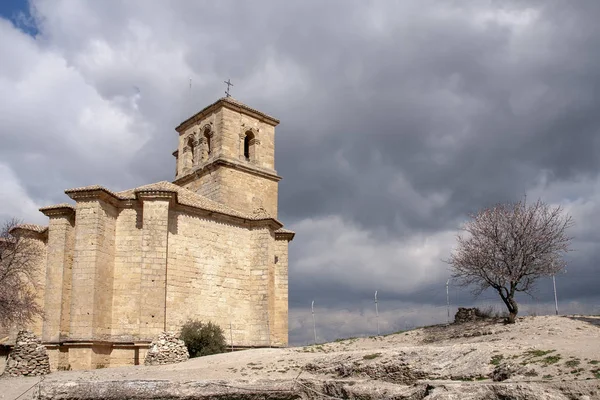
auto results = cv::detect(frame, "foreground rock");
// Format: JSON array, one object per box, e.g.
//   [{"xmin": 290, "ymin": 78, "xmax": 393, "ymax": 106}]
[
  {"xmin": 144, "ymin": 332, "xmax": 189, "ymax": 366},
  {"xmin": 3, "ymin": 331, "xmax": 50, "ymax": 377},
  {"xmin": 37, "ymin": 378, "xmax": 600, "ymax": 400},
  {"xmin": 2, "ymin": 315, "xmax": 599, "ymax": 400}
]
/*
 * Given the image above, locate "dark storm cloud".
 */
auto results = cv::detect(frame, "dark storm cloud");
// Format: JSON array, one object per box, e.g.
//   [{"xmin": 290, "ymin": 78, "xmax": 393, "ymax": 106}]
[{"xmin": 2, "ymin": 0, "xmax": 599, "ymax": 343}]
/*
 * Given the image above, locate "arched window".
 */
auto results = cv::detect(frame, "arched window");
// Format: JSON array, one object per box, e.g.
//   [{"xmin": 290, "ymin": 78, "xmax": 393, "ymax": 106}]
[
  {"xmin": 204, "ymin": 127, "xmax": 212, "ymax": 155},
  {"xmin": 187, "ymin": 136, "xmax": 195, "ymax": 160},
  {"xmin": 244, "ymin": 131, "xmax": 255, "ymax": 160}
]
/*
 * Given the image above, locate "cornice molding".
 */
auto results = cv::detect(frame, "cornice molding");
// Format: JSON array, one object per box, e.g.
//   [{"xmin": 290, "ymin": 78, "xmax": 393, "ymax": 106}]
[
  {"xmin": 275, "ymin": 231, "xmax": 295, "ymax": 241},
  {"xmin": 136, "ymin": 190, "xmax": 177, "ymax": 203},
  {"xmin": 176, "ymin": 97, "xmax": 279, "ymax": 133},
  {"xmin": 39, "ymin": 204, "xmax": 76, "ymax": 218},
  {"xmin": 65, "ymin": 188, "xmax": 121, "ymax": 207},
  {"xmin": 174, "ymin": 156, "xmax": 281, "ymax": 186}
]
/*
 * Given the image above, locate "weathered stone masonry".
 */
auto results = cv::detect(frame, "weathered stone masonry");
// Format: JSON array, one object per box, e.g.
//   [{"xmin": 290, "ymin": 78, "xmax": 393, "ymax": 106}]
[{"xmin": 10, "ymin": 97, "xmax": 294, "ymax": 371}]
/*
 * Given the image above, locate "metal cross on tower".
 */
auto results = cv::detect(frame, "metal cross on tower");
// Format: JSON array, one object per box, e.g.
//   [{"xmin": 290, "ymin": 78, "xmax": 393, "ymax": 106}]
[{"xmin": 224, "ymin": 79, "xmax": 234, "ymax": 97}]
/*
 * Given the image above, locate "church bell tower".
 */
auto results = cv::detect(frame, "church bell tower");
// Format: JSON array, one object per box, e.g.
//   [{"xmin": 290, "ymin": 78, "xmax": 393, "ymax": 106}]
[{"xmin": 172, "ymin": 97, "xmax": 281, "ymax": 218}]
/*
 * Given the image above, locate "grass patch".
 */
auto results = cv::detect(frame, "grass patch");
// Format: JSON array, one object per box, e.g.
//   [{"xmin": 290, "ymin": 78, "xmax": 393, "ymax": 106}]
[
  {"xmin": 565, "ymin": 360, "xmax": 580, "ymax": 368},
  {"xmin": 541, "ymin": 355, "xmax": 561, "ymax": 365},
  {"xmin": 524, "ymin": 349, "xmax": 555, "ymax": 357},
  {"xmin": 334, "ymin": 337, "xmax": 357, "ymax": 342},
  {"xmin": 589, "ymin": 360, "xmax": 599, "ymax": 365},
  {"xmin": 542, "ymin": 374, "xmax": 553, "ymax": 379},
  {"xmin": 490, "ymin": 354, "xmax": 504, "ymax": 366},
  {"xmin": 363, "ymin": 353, "xmax": 381, "ymax": 360}
]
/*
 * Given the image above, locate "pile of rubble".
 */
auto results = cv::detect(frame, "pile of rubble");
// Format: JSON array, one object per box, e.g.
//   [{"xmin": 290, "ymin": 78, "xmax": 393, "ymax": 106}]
[
  {"xmin": 3, "ymin": 331, "xmax": 50, "ymax": 376},
  {"xmin": 454, "ymin": 307, "xmax": 484, "ymax": 324},
  {"xmin": 144, "ymin": 332, "xmax": 189, "ymax": 366}
]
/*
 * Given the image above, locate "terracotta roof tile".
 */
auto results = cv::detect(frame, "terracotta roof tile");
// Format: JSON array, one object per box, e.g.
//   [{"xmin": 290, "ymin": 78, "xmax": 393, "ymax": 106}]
[
  {"xmin": 65, "ymin": 185, "xmax": 119, "ymax": 197},
  {"xmin": 274, "ymin": 227, "xmax": 295, "ymax": 234},
  {"xmin": 11, "ymin": 224, "xmax": 48, "ymax": 233},
  {"xmin": 116, "ymin": 181, "xmax": 282, "ymax": 223},
  {"xmin": 63, "ymin": 181, "xmax": 288, "ymax": 228},
  {"xmin": 39, "ymin": 203, "xmax": 75, "ymax": 212},
  {"xmin": 176, "ymin": 97, "xmax": 279, "ymax": 132}
]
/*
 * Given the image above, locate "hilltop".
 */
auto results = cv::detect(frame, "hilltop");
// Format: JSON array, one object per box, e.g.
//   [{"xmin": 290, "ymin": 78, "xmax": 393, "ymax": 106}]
[{"xmin": 2, "ymin": 315, "xmax": 599, "ymax": 399}]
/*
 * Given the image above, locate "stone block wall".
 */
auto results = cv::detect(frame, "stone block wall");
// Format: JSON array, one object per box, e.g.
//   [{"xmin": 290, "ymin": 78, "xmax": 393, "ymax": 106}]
[
  {"xmin": 139, "ymin": 195, "xmax": 172, "ymax": 338},
  {"xmin": 271, "ymin": 238, "xmax": 289, "ymax": 346},
  {"xmin": 69, "ymin": 199, "xmax": 117, "ymax": 341},
  {"xmin": 42, "ymin": 210, "xmax": 75, "ymax": 343},
  {"xmin": 220, "ymin": 107, "xmax": 276, "ymax": 171},
  {"xmin": 165, "ymin": 212, "xmax": 260, "ymax": 345},
  {"xmin": 176, "ymin": 101, "xmax": 280, "ymax": 219},
  {"xmin": 93, "ymin": 201, "xmax": 117, "ymax": 340},
  {"xmin": 111, "ymin": 206, "xmax": 143, "ymax": 339},
  {"xmin": 182, "ymin": 166, "xmax": 279, "ymax": 218}
]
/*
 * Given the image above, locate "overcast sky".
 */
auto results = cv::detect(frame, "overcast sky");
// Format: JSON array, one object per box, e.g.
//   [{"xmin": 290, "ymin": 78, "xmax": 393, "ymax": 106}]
[{"xmin": 1, "ymin": 1, "xmax": 599, "ymax": 345}]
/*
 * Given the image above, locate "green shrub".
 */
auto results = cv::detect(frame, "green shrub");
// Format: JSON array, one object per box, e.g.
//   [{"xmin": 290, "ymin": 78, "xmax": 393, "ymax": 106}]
[
  {"xmin": 490, "ymin": 354, "xmax": 504, "ymax": 366},
  {"xmin": 179, "ymin": 320, "xmax": 227, "ymax": 358}
]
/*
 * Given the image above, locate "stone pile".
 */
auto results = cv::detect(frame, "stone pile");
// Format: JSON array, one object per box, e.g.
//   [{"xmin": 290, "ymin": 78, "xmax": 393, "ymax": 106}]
[
  {"xmin": 490, "ymin": 362, "xmax": 527, "ymax": 382},
  {"xmin": 454, "ymin": 307, "xmax": 483, "ymax": 324},
  {"xmin": 3, "ymin": 330, "xmax": 50, "ymax": 376},
  {"xmin": 144, "ymin": 332, "xmax": 189, "ymax": 366}
]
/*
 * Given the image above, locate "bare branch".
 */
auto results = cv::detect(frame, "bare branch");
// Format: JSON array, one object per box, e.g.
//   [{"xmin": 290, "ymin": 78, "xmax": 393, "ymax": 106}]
[
  {"xmin": 0, "ymin": 218, "xmax": 44, "ymax": 328},
  {"xmin": 445, "ymin": 197, "xmax": 573, "ymax": 323}
]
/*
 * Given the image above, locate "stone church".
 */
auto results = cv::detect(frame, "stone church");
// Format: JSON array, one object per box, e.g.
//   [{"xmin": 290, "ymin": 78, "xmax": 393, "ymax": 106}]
[{"xmin": 11, "ymin": 97, "xmax": 294, "ymax": 371}]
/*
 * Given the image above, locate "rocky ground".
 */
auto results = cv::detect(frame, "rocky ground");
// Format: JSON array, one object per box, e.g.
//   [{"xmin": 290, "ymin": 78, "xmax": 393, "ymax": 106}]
[{"xmin": 1, "ymin": 315, "xmax": 599, "ymax": 399}]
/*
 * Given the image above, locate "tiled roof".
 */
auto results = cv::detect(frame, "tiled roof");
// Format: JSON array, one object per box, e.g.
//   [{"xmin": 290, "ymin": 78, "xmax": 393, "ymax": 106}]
[
  {"xmin": 39, "ymin": 203, "xmax": 75, "ymax": 212},
  {"xmin": 117, "ymin": 181, "xmax": 258, "ymax": 220},
  {"xmin": 65, "ymin": 185, "xmax": 119, "ymax": 197},
  {"xmin": 176, "ymin": 97, "xmax": 279, "ymax": 132},
  {"xmin": 274, "ymin": 227, "xmax": 295, "ymax": 234},
  {"xmin": 11, "ymin": 224, "xmax": 48, "ymax": 233},
  {"xmin": 61, "ymin": 181, "xmax": 292, "ymax": 233},
  {"xmin": 222, "ymin": 97, "xmax": 279, "ymax": 122},
  {"xmin": 63, "ymin": 181, "xmax": 279, "ymax": 224},
  {"xmin": 274, "ymin": 227, "xmax": 295, "ymax": 240}
]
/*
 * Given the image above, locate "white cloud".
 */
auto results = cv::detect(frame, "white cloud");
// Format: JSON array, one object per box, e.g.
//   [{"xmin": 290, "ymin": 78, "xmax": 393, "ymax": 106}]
[
  {"xmin": 0, "ymin": 0, "xmax": 598, "ymax": 345},
  {"xmin": 0, "ymin": 16, "xmax": 152, "ymax": 210},
  {"xmin": 290, "ymin": 215, "xmax": 456, "ymax": 294},
  {"xmin": 0, "ymin": 163, "xmax": 46, "ymax": 224}
]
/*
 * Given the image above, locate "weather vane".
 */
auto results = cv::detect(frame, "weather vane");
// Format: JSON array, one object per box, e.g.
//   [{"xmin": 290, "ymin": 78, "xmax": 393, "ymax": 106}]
[{"xmin": 224, "ymin": 79, "xmax": 233, "ymax": 97}]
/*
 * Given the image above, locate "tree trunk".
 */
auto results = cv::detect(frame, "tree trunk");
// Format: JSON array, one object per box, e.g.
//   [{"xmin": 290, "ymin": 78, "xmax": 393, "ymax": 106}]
[
  {"xmin": 506, "ymin": 296, "xmax": 519, "ymax": 324},
  {"xmin": 498, "ymin": 289, "xmax": 519, "ymax": 324}
]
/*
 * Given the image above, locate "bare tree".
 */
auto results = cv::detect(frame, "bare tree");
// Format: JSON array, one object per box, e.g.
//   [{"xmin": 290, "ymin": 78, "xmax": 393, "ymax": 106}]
[
  {"xmin": 0, "ymin": 218, "xmax": 44, "ymax": 329},
  {"xmin": 446, "ymin": 198, "xmax": 573, "ymax": 323}
]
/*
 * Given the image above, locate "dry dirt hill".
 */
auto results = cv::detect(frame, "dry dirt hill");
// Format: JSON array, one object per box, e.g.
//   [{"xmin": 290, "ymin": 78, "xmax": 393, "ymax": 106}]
[{"xmin": 2, "ymin": 315, "xmax": 599, "ymax": 400}]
